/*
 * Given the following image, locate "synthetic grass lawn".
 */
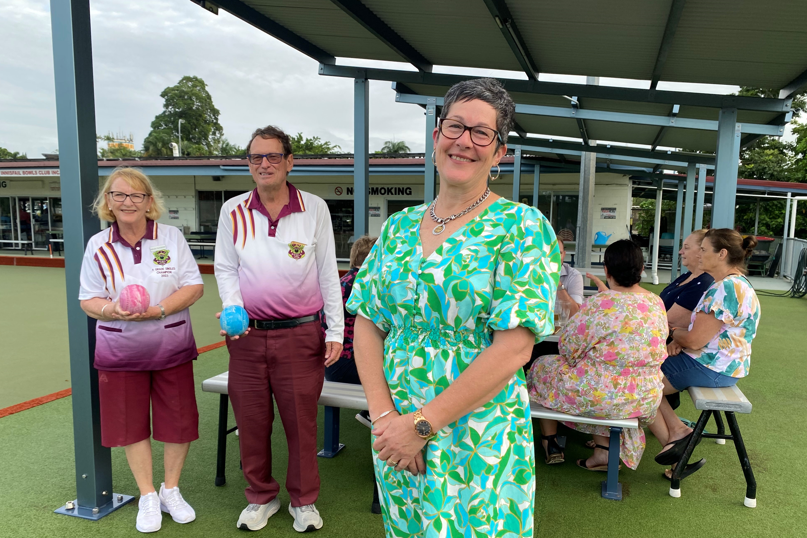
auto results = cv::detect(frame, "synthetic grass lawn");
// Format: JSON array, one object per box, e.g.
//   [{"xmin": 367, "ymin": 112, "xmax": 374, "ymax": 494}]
[
  {"xmin": 1, "ymin": 270, "xmax": 805, "ymax": 536},
  {"xmin": 0, "ymin": 266, "xmax": 223, "ymax": 408}
]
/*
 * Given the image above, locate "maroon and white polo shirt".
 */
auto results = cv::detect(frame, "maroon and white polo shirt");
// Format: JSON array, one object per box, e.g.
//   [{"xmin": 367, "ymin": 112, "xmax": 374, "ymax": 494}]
[{"xmin": 79, "ymin": 220, "xmax": 204, "ymax": 371}]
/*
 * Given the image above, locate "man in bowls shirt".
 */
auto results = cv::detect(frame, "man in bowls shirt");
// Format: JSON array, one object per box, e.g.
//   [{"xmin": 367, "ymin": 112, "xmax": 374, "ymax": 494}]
[{"xmin": 214, "ymin": 126, "xmax": 343, "ymax": 533}]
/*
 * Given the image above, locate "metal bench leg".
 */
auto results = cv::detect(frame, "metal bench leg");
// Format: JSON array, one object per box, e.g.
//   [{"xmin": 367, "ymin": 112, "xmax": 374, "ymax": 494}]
[
  {"xmin": 712, "ymin": 410, "xmax": 727, "ymax": 444},
  {"xmin": 601, "ymin": 426, "xmax": 622, "ymax": 500},
  {"xmin": 725, "ymin": 411, "xmax": 757, "ymax": 507},
  {"xmin": 670, "ymin": 409, "xmax": 711, "ymax": 497},
  {"xmin": 317, "ymin": 406, "xmax": 345, "ymax": 458},
  {"xmin": 215, "ymin": 394, "xmax": 229, "ymax": 486}
]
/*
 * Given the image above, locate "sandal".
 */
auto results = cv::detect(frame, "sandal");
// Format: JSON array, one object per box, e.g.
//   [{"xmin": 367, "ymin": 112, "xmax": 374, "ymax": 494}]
[
  {"xmin": 576, "ymin": 444, "xmax": 621, "ymax": 472},
  {"xmin": 654, "ymin": 431, "xmax": 702, "ymax": 466},
  {"xmin": 663, "ymin": 458, "xmax": 706, "ymax": 481},
  {"xmin": 541, "ymin": 434, "xmax": 565, "ymax": 465}
]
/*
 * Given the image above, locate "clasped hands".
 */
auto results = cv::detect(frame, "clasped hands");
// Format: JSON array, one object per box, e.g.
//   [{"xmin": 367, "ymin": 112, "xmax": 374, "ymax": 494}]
[
  {"xmin": 372, "ymin": 411, "xmax": 428, "ymax": 476},
  {"xmin": 105, "ymin": 301, "xmax": 158, "ymax": 322}
]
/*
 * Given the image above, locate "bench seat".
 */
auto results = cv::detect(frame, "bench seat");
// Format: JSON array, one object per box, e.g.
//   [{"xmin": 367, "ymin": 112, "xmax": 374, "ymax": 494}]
[{"xmin": 202, "ymin": 373, "xmax": 638, "ymax": 500}]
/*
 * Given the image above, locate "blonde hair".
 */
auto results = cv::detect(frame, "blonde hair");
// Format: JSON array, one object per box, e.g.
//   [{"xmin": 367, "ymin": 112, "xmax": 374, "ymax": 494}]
[
  {"xmin": 93, "ymin": 167, "xmax": 166, "ymax": 222},
  {"xmin": 350, "ymin": 235, "xmax": 377, "ymax": 268},
  {"xmin": 689, "ymin": 228, "xmax": 708, "ymax": 243}
]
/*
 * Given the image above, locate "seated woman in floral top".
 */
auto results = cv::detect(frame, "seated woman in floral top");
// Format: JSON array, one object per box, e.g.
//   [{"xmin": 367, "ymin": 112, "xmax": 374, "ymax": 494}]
[
  {"xmin": 325, "ymin": 235, "xmax": 377, "ymax": 385},
  {"xmin": 650, "ymin": 229, "xmax": 760, "ymax": 477},
  {"xmin": 527, "ymin": 240, "xmax": 668, "ymax": 471}
]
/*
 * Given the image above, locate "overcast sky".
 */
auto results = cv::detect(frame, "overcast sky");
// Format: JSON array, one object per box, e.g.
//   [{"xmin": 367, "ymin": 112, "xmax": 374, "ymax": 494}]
[{"xmin": 2, "ymin": 0, "xmax": 760, "ymax": 160}]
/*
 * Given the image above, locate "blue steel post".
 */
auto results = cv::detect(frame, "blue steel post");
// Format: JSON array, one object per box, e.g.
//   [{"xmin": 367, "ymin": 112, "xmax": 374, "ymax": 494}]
[
  {"xmin": 671, "ymin": 180, "xmax": 684, "ymax": 281},
  {"xmin": 424, "ymin": 97, "xmax": 437, "ymax": 203},
  {"xmin": 511, "ymin": 146, "xmax": 522, "ymax": 201},
  {"xmin": 532, "ymin": 164, "xmax": 541, "ymax": 208},
  {"xmin": 50, "ymin": 0, "xmax": 133, "ymax": 519},
  {"xmin": 694, "ymin": 165, "xmax": 707, "ymax": 230},
  {"xmin": 684, "ymin": 163, "xmax": 696, "ymax": 237},
  {"xmin": 711, "ymin": 108, "xmax": 741, "ymax": 228},
  {"xmin": 354, "ymin": 78, "xmax": 369, "ymax": 237}
]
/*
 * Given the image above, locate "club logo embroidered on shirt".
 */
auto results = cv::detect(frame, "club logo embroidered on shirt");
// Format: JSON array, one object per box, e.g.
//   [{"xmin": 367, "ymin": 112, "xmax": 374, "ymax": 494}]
[
  {"xmin": 288, "ymin": 241, "xmax": 306, "ymax": 260},
  {"xmin": 152, "ymin": 249, "xmax": 171, "ymax": 266}
]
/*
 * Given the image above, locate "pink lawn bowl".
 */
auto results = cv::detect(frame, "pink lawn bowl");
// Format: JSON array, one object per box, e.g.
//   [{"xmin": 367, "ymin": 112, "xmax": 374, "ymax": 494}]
[{"xmin": 119, "ymin": 284, "xmax": 151, "ymax": 314}]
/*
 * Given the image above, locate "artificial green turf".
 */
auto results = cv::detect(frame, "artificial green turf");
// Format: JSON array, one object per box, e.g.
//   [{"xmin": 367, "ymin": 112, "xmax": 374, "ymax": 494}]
[
  {"xmin": 1, "ymin": 272, "xmax": 805, "ymax": 536},
  {"xmin": 0, "ymin": 267, "xmax": 223, "ymax": 408}
]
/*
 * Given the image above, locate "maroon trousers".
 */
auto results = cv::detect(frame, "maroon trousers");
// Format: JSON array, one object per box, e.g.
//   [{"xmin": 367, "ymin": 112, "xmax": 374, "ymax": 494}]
[{"xmin": 226, "ymin": 320, "xmax": 325, "ymax": 506}]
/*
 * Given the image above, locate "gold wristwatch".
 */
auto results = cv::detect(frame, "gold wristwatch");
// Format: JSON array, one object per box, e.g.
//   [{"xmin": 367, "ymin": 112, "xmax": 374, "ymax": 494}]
[{"xmin": 413, "ymin": 409, "xmax": 436, "ymax": 440}]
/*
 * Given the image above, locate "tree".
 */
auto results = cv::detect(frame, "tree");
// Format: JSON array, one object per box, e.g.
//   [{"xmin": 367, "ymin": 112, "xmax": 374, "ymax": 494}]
[
  {"xmin": 216, "ymin": 138, "xmax": 244, "ymax": 156},
  {"xmin": 739, "ymin": 137, "xmax": 794, "ymax": 182},
  {"xmin": 0, "ymin": 147, "xmax": 27, "ymax": 159},
  {"xmin": 99, "ymin": 146, "xmax": 142, "ymax": 159},
  {"xmin": 380, "ymin": 140, "xmax": 410, "ymax": 153},
  {"xmin": 289, "ymin": 133, "xmax": 341, "ymax": 155},
  {"xmin": 143, "ymin": 76, "xmax": 223, "ymax": 157}
]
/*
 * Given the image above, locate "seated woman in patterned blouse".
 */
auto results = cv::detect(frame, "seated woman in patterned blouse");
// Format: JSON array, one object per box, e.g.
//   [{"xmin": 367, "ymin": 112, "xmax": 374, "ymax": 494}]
[
  {"xmin": 527, "ymin": 239, "xmax": 669, "ymax": 471},
  {"xmin": 650, "ymin": 229, "xmax": 760, "ymax": 478}
]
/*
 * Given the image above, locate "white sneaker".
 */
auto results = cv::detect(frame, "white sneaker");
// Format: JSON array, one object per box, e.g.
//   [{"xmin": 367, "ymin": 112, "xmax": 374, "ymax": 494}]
[
  {"xmin": 355, "ymin": 410, "xmax": 372, "ymax": 429},
  {"xmin": 136, "ymin": 491, "xmax": 162, "ymax": 533},
  {"xmin": 236, "ymin": 498, "xmax": 280, "ymax": 531},
  {"xmin": 289, "ymin": 503, "xmax": 323, "ymax": 533},
  {"xmin": 159, "ymin": 483, "xmax": 196, "ymax": 524}
]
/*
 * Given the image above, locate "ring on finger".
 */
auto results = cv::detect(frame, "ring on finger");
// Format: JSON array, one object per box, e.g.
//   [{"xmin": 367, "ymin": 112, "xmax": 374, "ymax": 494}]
[{"xmin": 388, "ymin": 460, "xmax": 398, "ymax": 467}]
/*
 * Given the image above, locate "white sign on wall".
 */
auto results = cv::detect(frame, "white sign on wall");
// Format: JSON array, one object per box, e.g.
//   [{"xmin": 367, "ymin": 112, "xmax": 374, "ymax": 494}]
[{"xmin": 0, "ymin": 169, "xmax": 60, "ymax": 176}]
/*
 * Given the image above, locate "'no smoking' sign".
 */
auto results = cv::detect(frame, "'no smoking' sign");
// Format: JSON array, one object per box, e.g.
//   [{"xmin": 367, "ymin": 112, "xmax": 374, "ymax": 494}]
[{"xmin": 334, "ymin": 186, "xmax": 343, "ymax": 195}]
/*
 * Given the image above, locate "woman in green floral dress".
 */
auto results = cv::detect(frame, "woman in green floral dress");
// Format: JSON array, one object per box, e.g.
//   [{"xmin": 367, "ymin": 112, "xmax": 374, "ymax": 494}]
[{"xmin": 347, "ymin": 78, "xmax": 560, "ymax": 537}]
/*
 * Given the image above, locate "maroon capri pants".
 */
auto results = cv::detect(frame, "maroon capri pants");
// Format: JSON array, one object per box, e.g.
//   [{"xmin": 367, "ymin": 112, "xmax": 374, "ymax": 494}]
[
  {"xmin": 226, "ymin": 319, "xmax": 325, "ymax": 507},
  {"xmin": 98, "ymin": 360, "xmax": 199, "ymax": 448}
]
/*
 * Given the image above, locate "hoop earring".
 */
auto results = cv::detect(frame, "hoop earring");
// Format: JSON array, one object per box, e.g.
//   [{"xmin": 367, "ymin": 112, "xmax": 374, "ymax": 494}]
[
  {"xmin": 431, "ymin": 150, "xmax": 436, "ymax": 166},
  {"xmin": 489, "ymin": 164, "xmax": 500, "ymax": 181}
]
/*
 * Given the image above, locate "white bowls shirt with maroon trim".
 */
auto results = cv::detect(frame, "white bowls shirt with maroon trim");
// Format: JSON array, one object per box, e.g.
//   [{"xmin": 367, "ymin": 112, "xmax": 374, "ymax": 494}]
[{"xmin": 78, "ymin": 220, "xmax": 204, "ymax": 371}]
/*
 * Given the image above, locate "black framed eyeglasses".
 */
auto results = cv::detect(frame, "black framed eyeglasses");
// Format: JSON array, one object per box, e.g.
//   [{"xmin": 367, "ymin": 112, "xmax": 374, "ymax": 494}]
[
  {"xmin": 107, "ymin": 191, "xmax": 149, "ymax": 203},
  {"xmin": 438, "ymin": 118, "xmax": 502, "ymax": 147},
  {"xmin": 247, "ymin": 153, "xmax": 286, "ymax": 165}
]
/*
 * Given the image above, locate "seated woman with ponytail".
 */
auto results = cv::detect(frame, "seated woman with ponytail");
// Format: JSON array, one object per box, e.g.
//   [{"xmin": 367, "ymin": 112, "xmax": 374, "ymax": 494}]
[{"xmin": 650, "ymin": 229, "xmax": 761, "ymax": 475}]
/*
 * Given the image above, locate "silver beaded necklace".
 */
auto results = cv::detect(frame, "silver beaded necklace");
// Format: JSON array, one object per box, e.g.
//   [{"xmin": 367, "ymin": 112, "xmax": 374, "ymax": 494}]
[{"xmin": 429, "ymin": 187, "xmax": 491, "ymax": 235}]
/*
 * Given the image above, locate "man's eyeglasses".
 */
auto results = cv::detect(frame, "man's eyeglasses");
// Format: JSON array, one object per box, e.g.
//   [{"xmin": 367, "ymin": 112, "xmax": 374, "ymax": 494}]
[
  {"xmin": 438, "ymin": 119, "xmax": 502, "ymax": 147},
  {"xmin": 247, "ymin": 153, "xmax": 287, "ymax": 165},
  {"xmin": 107, "ymin": 191, "xmax": 149, "ymax": 203}
]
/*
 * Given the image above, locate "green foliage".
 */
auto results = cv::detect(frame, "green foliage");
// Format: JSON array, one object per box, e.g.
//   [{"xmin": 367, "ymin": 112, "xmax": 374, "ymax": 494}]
[
  {"xmin": 632, "ymin": 198, "xmax": 677, "ymax": 236},
  {"xmin": 0, "ymin": 147, "xmax": 27, "ymax": 159},
  {"xmin": 99, "ymin": 145, "xmax": 142, "ymax": 159},
  {"xmin": 289, "ymin": 133, "xmax": 341, "ymax": 155},
  {"xmin": 739, "ymin": 137, "xmax": 795, "ymax": 182},
  {"xmin": 143, "ymin": 76, "xmax": 223, "ymax": 157},
  {"xmin": 216, "ymin": 138, "xmax": 244, "ymax": 156},
  {"xmin": 380, "ymin": 140, "xmax": 410, "ymax": 153},
  {"xmin": 735, "ymin": 199, "xmax": 807, "ymax": 238}
]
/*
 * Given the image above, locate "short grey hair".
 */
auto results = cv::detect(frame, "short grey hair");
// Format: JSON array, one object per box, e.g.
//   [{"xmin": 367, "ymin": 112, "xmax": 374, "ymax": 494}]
[{"xmin": 440, "ymin": 78, "xmax": 515, "ymax": 146}]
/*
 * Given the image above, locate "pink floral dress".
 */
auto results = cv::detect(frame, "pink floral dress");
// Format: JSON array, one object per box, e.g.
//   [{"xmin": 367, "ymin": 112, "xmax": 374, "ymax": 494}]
[{"xmin": 527, "ymin": 290, "xmax": 668, "ymax": 469}]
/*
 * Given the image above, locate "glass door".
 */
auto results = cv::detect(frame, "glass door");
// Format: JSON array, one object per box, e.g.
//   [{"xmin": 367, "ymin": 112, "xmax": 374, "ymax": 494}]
[{"xmin": 31, "ymin": 197, "xmax": 49, "ymax": 249}]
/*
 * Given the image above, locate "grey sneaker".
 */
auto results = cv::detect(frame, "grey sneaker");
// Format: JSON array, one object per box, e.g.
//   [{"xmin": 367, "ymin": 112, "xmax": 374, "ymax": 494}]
[
  {"xmin": 236, "ymin": 498, "xmax": 280, "ymax": 531},
  {"xmin": 136, "ymin": 491, "xmax": 162, "ymax": 533},
  {"xmin": 289, "ymin": 503, "xmax": 323, "ymax": 532}
]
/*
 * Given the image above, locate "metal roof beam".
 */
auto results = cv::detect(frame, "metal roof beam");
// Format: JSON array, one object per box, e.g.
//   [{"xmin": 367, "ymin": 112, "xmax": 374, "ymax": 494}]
[
  {"xmin": 779, "ymin": 67, "xmax": 807, "ymax": 99},
  {"xmin": 215, "ymin": 0, "xmax": 335, "ymax": 64},
  {"xmin": 395, "ymin": 92, "xmax": 786, "ymax": 135},
  {"xmin": 570, "ymin": 96, "xmax": 591, "ymax": 146},
  {"xmin": 326, "ymin": 65, "xmax": 792, "ymax": 112},
  {"xmin": 650, "ymin": 104, "xmax": 679, "ymax": 150},
  {"xmin": 329, "ymin": 0, "xmax": 432, "ymax": 72},
  {"xmin": 650, "ymin": 0, "xmax": 686, "ymax": 90},
  {"xmin": 508, "ymin": 136, "xmax": 715, "ymax": 166},
  {"xmin": 740, "ymin": 111, "xmax": 792, "ymax": 147},
  {"xmin": 482, "ymin": 0, "xmax": 540, "ymax": 81}
]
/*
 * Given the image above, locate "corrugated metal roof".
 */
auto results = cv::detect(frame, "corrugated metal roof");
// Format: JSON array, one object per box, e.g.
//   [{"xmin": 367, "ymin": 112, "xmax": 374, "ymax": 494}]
[{"xmin": 237, "ymin": 0, "xmax": 807, "ymax": 89}]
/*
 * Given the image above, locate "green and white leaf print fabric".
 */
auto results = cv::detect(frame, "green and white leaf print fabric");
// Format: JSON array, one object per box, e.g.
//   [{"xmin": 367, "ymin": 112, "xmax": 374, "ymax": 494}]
[{"xmin": 346, "ymin": 198, "xmax": 560, "ymax": 538}]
